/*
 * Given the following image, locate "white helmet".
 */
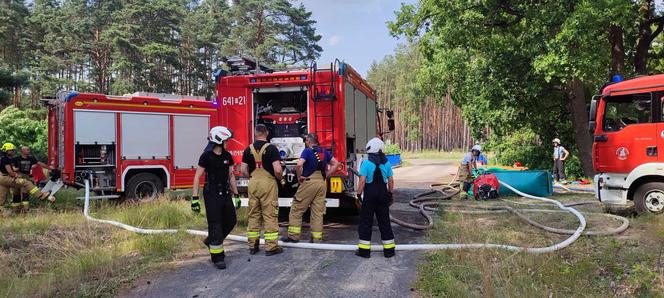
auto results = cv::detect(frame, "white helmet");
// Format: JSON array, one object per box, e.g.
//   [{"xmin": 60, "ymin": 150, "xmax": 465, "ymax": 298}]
[
  {"xmin": 209, "ymin": 126, "xmax": 233, "ymax": 144},
  {"xmin": 552, "ymin": 138, "xmax": 561, "ymax": 144},
  {"xmin": 366, "ymin": 137, "xmax": 384, "ymax": 154},
  {"xmin": 471, "ymin": 144, "xmax": 482, "ymax": 152}
]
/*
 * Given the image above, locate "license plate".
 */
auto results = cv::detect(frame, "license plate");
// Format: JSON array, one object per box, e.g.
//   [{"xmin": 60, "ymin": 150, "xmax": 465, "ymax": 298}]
[
  {"xmin": 329, "ymin": 177, "xmax": 343, "ymax": 193},
  {"xmin": 237, "ymin": 179, "xmax": 249, "ymax": 187}
]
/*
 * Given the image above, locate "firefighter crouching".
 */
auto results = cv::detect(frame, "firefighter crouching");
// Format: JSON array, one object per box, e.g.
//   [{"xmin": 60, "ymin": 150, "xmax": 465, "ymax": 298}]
[
  {"xmin": 356, "ymin": 138, "xmax": 396, "ymax": 259},
  {"xmin": 191, "ymin": 126, "xmax": 238, "ymax": 270},
  {"xmin": 457, "ymin": 145, "xmax": 483, "ymax": 199},
  {"xmin": 13, "ymin": 146, "xmax": 50, "ymax": 211},
  {"xmin": 282, "ymin": 133, "xmax": 339, "ymax": 243},
  {"xmin": 0, "ymin": 143, "xmax": 54, "ymax": 213},
  {"xmin": 240, "ymin": 124, "xmax": 284, "ymax": 256}
]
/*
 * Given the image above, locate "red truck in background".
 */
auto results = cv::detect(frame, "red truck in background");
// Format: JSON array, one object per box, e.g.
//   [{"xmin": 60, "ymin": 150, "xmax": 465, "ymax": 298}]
[
  {"xmin": 46, "ymin": 57, "xmax": 393, "ymax": 208},
  {"xmin": 591, "ymin": 74, "xmax": 664, "ymax": 215}
]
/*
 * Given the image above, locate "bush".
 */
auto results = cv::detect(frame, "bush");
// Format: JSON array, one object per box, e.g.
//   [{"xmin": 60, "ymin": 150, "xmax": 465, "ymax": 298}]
[
  {"xmin": 384, "ymin": 143, "xmax": 402, "ymax": 155},
  {"xmin": 489, "ymin": 128, "xmax": 585, "ymax": 178}
]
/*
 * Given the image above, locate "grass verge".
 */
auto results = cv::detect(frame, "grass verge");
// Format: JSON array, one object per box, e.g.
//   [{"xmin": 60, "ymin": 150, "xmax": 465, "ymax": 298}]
[
  {"xmin": 414, "ymin": 193, "xmax": 664, "ymax": 297},
  {"xmin": 0, "ymin": 189, "xmax": 246, "ymax": 297}
]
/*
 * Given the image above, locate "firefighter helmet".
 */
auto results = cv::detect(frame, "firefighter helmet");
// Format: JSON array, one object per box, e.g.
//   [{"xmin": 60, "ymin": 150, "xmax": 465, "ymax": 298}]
[
  {"xmin": 1, "ymin": 142, "xmax": 16, "ymax": 152},
  {"xmin": 209, "ymin": 126, "xmax": 233, "ymax": 144},
  {"xmin": 552, "ymin": 138, "xmax": 561, "ymax": 144},
  {"xmin": 366, "ymin": 138, "xmax": 384, "ymax": 154},
  {"xmin": 471, "ymin": 144, "xmax": 482, "ymax": 152}
]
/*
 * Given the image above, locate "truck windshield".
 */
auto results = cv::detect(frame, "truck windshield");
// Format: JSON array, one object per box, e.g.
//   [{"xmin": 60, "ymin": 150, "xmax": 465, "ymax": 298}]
[{"xmin": 603, "ymin": 93, "xmax": 652, "ymax": 132}]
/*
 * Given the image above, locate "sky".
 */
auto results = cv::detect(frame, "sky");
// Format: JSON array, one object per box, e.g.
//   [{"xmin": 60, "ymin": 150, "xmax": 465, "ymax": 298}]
[{"xmin": 298, "ymin": 0, "xmax": 417, "ymax": 76}]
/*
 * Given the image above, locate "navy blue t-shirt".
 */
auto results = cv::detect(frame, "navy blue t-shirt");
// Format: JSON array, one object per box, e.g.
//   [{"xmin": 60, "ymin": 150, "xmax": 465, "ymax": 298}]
[{"xmin": 300, "ymin": 147, "xmax": 332, "ymax": 177}]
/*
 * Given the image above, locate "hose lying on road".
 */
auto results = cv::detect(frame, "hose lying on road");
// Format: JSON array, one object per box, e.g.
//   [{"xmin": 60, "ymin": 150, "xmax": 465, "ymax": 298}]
[{"xmin": 82, "ymin": 179, "xmax": 623, "ymax": 254}]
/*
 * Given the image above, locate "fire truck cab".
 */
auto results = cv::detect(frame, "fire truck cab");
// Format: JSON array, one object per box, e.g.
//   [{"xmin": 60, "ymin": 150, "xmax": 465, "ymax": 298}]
[{"xmin": 591, "ymin": 74, "xmax": 664, "ymax": 215}]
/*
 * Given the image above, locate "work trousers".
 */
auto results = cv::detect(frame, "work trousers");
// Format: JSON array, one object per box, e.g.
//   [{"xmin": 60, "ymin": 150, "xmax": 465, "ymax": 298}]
[
  {"xmin": 288, "ymin": 172, "xmax": 326, "ymax": 242},
  {"xmin": 553, "ymin": 159, "xmax": 566, "ymax": 181},
  {"xmin": 204, "ymin": 185, "xmax": 237, "ymax": 259},
  {"xmin": 247, "ymin": 176, "xmax": 280, "ymax": 251},
  {"xmin": 0, "ymin": 175, "xmax": 48, "ymax": 206},
  {"xmin": 358, "ymin": 177, "xmax": 395, "ymax": 251},
  {"xmin": 11, "ymin": 174, "xmax": 31, "ymax": 209}
]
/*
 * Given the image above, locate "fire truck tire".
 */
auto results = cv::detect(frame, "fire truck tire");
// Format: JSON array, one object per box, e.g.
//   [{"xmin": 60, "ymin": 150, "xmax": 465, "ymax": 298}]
[
  {"xmin": 126, "ymin": 172, "xmax": 164, "ymax": 200},
  {"xmin": 633, "ymin": 182, "xmax": 664, "ymax": 215}
]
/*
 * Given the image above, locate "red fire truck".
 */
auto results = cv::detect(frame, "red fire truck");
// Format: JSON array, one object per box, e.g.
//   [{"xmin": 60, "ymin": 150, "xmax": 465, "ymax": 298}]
[
  {"xmin": 590, "ymin": 74, "xmax": 664, "ymax": 215},
  {"xmin": 46, "ymin": 58, "xmax": 392, "ymax": 208}
]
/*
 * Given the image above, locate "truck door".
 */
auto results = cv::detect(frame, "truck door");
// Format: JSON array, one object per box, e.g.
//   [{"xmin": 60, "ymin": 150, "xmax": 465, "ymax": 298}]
[{"xmin": 595, "ymin": 92, "xmax": 657, "ymax": 173}]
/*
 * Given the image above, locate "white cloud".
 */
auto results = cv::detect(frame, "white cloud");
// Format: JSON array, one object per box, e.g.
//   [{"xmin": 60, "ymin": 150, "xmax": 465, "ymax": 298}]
[{"xmin": 327, "ymin": 35, "xmax": 341, "ymax": 46}]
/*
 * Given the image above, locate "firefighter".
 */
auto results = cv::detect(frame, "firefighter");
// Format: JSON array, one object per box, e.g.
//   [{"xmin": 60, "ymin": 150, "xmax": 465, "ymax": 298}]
[
  {"xmin": 191, "ymin": 126, "xmax": 238, "ymax": 270},
  {"xmin": 457, "ymin": 144, "xmax": 483, "ymax": 199},
  {"xmin": 552, "ymin": 138, "xmax": 569, "ymax": 184},
  {"xmin": 355, "ymin": 137, "xmax": 396, "ymax": 259},
  {"xmin": 13, "ymin": 146, "xmax": 50, "ymax": 210},
  {"xmin": 240, "ymin": 124, "xmax": 284, "ymax": 256},
  {"xmin": 0, "ymin": 143, "xmax": 54, "ymax": 213},
  {"xmin": 281, "ymin": 133, "xmax": 339, "ymax": 243}
]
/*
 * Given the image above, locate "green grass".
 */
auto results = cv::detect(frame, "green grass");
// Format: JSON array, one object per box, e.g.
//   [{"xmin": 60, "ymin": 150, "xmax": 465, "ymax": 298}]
[
  {"xmin": 415, "ymin": 194, "xmax": 664, "ymax": 297},
  {"xmin": 402, "ymin": 150, "xmax": 497, "ymax": 164},
  {"xmin": 402, "ymin": 150, "xmax": 467, "ymax": 160},
  {"xmin": 0, "ymin": 190, "xmax": 247, "ymax": 297}
]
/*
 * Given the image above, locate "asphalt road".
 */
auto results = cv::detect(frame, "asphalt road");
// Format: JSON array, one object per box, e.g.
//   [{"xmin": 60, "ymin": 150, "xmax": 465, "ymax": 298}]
[{"xmin": 120, "ymin": 160, "xmax": 456, "ymax": 298}]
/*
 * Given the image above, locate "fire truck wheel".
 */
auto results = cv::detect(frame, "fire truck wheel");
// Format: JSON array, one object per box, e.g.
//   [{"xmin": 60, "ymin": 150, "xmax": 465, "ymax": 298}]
[
  {"xmin": 126, "ymin": 173, "xmax": 164, "ymax": 200},
  {"xmin": 634, "ymin": 182, "xmax": 664, "ymax": 215}
]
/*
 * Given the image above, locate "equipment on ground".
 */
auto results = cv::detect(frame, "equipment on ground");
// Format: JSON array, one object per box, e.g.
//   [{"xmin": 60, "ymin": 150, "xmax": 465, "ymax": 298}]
[
  {"xmin": 589, "ymin": 74, "xmax": 664, "ymax": 215},
  {"xmin": 82, "ymin": 176, "xmax": 629, "ymax": 253},
  {"xmin": 473, "ymin": 173, "xmax": 499, "ymax": 200}
]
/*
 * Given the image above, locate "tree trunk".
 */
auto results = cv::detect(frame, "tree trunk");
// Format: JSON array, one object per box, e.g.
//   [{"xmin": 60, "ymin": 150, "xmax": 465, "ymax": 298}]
[
  {"xmin": 635, "ymin": 0, "xmax": 654, "ymax": 75},
  {"xmin": 567, "ymin": 78, "xmax": 594, "ymax": 177},
  {"xmin": 609, "ymin": 25, "xmax": 625, "ymax": 77}
]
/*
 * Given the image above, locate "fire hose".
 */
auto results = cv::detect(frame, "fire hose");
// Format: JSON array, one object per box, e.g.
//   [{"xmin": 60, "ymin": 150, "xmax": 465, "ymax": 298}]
[
  {"xmin": 389, "ymin": 179, "xmax": 629, "ymax": 236},
  {"xmin": 82, "ymin": 178, "xmax": 626, "ymax": 253}
]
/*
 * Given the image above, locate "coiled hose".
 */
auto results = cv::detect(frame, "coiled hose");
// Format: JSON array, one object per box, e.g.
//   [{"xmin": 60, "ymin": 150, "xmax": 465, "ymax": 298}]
[
  {"xmin": 82, "ymin": 179, "xmax": 625, "ymax": 253},
  {"xmin": 389, "ymin": 179, "xmax": 629, "ymax": 236}
]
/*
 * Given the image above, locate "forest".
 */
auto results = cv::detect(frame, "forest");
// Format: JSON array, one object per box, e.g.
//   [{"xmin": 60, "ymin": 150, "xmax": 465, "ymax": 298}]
[
  {"xmin": 5, "ymin": 0, "xmax": 664, "ymax": 177},
  {"xmin": 383, "ymin": 0, "xmax": 664, "ymax": 177}
]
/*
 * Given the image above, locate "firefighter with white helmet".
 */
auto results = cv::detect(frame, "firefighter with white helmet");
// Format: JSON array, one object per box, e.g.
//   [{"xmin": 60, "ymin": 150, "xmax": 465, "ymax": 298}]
[
  {"xmin": 192, "ymin": 126, "xmax": 238, "ymax": 269},
  {"xmin": 457, "ymin": 144, "xmax": 484, "ymax": 199},
  {"xmin": 356, "ymin": 137, "xmax": 396, "ymax": 258},
  {"xmin": 552, "ymin": 138, "xmax": 569, "ymax": 184},
  {"xmin": 0, "ymin": 142, "xmax": 54, "ymax": 214}
]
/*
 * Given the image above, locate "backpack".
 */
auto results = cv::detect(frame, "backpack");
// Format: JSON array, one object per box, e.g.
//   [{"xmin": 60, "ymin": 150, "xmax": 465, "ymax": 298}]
[{"xmin": 473, "ymin": 173, "xmax": 500, "ymax": 200}]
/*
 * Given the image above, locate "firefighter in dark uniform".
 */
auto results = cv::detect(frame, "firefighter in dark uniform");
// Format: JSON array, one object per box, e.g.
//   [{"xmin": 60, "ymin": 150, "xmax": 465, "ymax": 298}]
[
  {"xmin": 240, "ymin": 124, "xmax": 284, "ymax": 256},
  {"xmin": 355, "ymin": 138, "xmax": 396, "ymax": 258},
  {"xmin": 13, "ymin": 146, "xmax": 50, "ymax": 210},
  {"xmin": 191, "ymin": 126, "xmax": 238, "ymax": 270},
  {"xmin": 281, "ymin": 133, "xmax": 338, "ymax": 243},
  {"xmin": 0, "ymin": 143, "xmax": 54, "ymax": 213}
]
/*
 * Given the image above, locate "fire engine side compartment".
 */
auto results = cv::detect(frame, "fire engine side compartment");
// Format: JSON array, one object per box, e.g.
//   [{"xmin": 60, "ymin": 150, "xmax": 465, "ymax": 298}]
[{"xmin": 50, "ymin": 92, "xmax": 217, "ymax": 194}]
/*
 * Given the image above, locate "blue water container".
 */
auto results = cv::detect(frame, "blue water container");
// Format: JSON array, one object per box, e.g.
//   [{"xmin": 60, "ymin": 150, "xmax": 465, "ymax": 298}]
[
  {"xmin": 486, "ymin": 169, "xmax": 553, "ymax": 197},
  {"xmin": 386, "ymin": 154, "xmax": 401, "ymax": 167}
]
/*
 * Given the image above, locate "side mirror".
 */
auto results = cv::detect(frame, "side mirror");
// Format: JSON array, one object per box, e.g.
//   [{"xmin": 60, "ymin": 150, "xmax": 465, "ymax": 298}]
[
  {"xmin": 387, "ymin": 119, "xmax": 395, "ymax": 131},
  {"xmin": 386, "ymin": 110, "xmax": 394, "ymax": 119}
]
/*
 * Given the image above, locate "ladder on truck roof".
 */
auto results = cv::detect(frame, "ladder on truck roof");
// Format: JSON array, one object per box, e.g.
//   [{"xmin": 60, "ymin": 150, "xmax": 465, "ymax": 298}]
[{"xmin": 310, "ymin": 60, "xmax": 338, "ymax": 151}]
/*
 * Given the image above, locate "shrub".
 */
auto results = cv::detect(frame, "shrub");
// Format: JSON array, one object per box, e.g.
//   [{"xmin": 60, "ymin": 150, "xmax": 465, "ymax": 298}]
[{"xmin": 384, "ymin": 143, "xmax": 402, "ymax": 155}]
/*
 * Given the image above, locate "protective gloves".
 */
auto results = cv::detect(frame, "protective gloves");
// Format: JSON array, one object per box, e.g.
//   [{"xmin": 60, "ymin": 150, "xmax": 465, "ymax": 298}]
[{"xmin": 191, "ymin": 196, "xmax": 201, "ymax": 213}]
